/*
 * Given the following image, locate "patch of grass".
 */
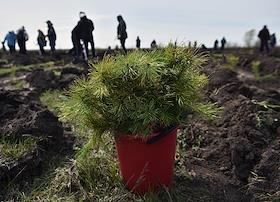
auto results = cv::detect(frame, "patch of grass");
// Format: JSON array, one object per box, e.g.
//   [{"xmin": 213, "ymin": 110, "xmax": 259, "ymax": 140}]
[
  {"xmin": 0, "ymin": 61, "xmax": 58, "ymax": 77},
  {"xmin": 259, "ymin": 74, "xmax": 276, "ymax": 81},
  {"xmin": 0, "ymin": 137, "xmax": 37, "ymax": 160},
  {"xmin": 260, "ymin": 191, "xmax": 280, "ymax": 202},
  {"xmin": 10, "ymin": 79, "xmax": 27, "ymax": 90},
  {"xmin": 40, "ymin": 90, "xmax": 67, "ymax": 114},
  {"xmin": 20, "ymin": 61, "xmax": 56, "ymax": 70},
  {"xmin": 0, "ymin": 66, "xmax": 17, "ymax": 76},
  {"xmin": 2, "ymin": 128, "xmax": 194, "ymax": 201},
  {"xmin": 0, "ymin": 59, "xmax": 8, "ymax": 65},
  {"xmin": 225, "ymin": 54, "xmax": 239, "ymax": 69},
  {"xmin": 19, "ymin": 161, "xmax": 79, "ymax": 202},
  {"xmin": 251, "ymin": 61, "xmax": 276, "ymax": 81},
  {"xmin": 255, "ymin": 101, "xmax": 280, "ymax": 110},
  {"xmin": 37, "ymin": 61, "xmax": 56, "ymax": 68},
  {"xmin": 0, "ymin": 64, "xmax": 36, "ymax": 77},
  {"xmin": 251, "ymin": 61, "xmax": 261, "ymax": 80},
  {"xmin": 253, "ymin": 100, "xmax": 280, "ymax": 131},
  {"xmin": 212, "ymin": 54, "xmax": 224, "ymax": 60},
  {"xmin": 53, "ymin": 69, "xmax": 61, "ymax": 76},
  {"xmin": 2, "ymin": 150, "xmax": 76, "ymax": 201}
]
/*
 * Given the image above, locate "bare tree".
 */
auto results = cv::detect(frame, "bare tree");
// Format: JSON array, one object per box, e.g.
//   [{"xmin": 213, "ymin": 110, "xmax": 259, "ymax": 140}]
[{"xmin": 244, "ymin": 29, "xmax": 256, "ymax": 47}]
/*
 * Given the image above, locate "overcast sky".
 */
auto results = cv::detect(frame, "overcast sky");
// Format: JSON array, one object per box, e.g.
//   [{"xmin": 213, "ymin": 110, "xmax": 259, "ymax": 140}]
[{"xmin": 0, "ymin": 0, "xmax": 279, "ymax": 49}]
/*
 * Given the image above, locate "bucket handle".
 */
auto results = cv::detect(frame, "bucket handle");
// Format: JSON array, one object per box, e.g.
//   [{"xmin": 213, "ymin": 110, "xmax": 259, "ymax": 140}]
[{"xmin": 146, "ymin": 125, "xmax": 177, "ymax": 145}]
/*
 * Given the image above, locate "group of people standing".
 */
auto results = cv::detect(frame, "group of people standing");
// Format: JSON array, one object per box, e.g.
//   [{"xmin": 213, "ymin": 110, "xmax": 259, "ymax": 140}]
[
  {"xmin": 69, "ymin": 12, "xmax": 128, "ymax": 61},
  {"xmin": 37, "ymin": 21, "xmax": 57, "ymax": 55},
  {"xmin": 214, "ymin": 37, "xmax": 227, "ymax": 50},
  {"xmin": 2, "ymin": 22, "xmax": 56, "ymax": 55},
  {"xmin": 1, "ymin": 12, "xmax": 129, "ymax": 61},
  {"xmin": 2, "ymin": 27, "xmax": 29, "ymax": 54},
  {"xmin": 211, "ymin": 26, "xmax": 277, "ymax": 53},
  {"xmin": 2, "ymin": 16, "xmax": 278, "ymax": 59}
]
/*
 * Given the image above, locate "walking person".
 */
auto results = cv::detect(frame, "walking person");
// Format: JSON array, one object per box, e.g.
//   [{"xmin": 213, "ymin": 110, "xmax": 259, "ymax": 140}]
[
  {"xmin": 77, "ymin": 12, "xmax": 95, "ymax": 58},
  {"xmin": 117, "ymin": 15, "xmax": 128, "ymax": 54},
  {"xmin": 2, "ymin": 31, "xmax": 17, "ymax": 54},
  {"xmin": 37, "ymin": 30, "xmax": 47, "ymax": 55},
  {"xmin": 258, "ymin": 25, "xmax": 270, "ymax": 53},
  {"xmin": 46, "ymin": 20, "xmax": 57, "ymax": 54},
  {"xmin": 17, "ymin": 26, "xmax": 28, "ymax": 54}
]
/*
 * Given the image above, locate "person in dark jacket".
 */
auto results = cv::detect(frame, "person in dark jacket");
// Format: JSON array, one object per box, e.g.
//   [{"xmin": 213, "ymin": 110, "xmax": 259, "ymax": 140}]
[
  {"xmin": 270, "ymin": 33, "xmax": 277, "ymax": 48},
  {"xmin": 214, "ymin": 39, "xmax": 219, "ymax": 50},
  {"xmin": 17, "ymin": 26, "xmax": 28, "ymax": 54},
  {"xmin": 37, "ymin": 30, "xmax": 47, "ymax": 55},
  {"xmin": 221, "ymin": 37, "xmax": 227, "ymax": 50},
  {"xmin": 201, "ymin": 44, "xmax": 207, "ymax": 51},
  {"xmin": 136, "ymin": 36, "xmax": 141, "ymax": 49},
  {"xmin": 46, "ymin": 21, "xmax": 56, "ymax": 53},
  {"xmin": 151, "ymin": 40, "xmax": 157, "ymax": 49},
  {"xmin": 258, "ymin": 25, "xmax": 270, "ymax": 53},
  {"xmin": 2, "ymin": 42, "xmax": 6, "ymax": 52},
  {"xmin": 117, "ymin": 15, "xmax": 127, "ymax": 54},
  {"xmin": 77, "ymin": 12, "xmax": 95, "ymax": 58},
  {"xmin": 70, "ymin": 24, "xmax": 82, "ymax": 60},
  {"xmin": 2, "ymin": 31, "xmax": 17, "ymax": 54}
]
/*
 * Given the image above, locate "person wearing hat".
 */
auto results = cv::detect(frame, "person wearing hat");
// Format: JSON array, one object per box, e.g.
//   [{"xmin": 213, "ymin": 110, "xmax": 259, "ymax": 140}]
[
  {"xmin": 46, "ymin": 20, "xmax": 57, "ymax": 54},
  {"xmin": 77, "ymin": 11, "xmax": 95, "ymax": 58}
]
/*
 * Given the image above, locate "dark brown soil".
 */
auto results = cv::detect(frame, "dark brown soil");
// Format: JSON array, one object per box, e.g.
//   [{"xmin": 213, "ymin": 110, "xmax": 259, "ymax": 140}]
[
  {"xmin": 0, "ymin": 89, "xmax": 66, "ymax": 198},
  {"xmin": 181, "ymin": 49, "xmax": 280, "ymax": 201},
  {"xmin": 26, "ymin": 66, "xmax": 88, "ymax": 94}
]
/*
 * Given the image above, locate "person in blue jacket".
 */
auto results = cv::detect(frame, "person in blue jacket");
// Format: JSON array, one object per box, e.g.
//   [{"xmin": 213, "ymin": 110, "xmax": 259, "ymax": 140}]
[{"xmin": 2, "ymin": 31, "xmax": 17, "ymax": 54}]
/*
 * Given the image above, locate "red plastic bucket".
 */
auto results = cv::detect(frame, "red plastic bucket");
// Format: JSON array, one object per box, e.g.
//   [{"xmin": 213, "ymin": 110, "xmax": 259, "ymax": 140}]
[{"xmin": 115, "ymin": 126, "xmax": 177, "ymax": 194}]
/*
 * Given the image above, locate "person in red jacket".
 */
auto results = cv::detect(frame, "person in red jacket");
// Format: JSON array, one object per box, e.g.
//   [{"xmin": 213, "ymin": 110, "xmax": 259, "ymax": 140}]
[{"xmin": 258, "ymin": 25, "xmax": 270, "ymax": 53}]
